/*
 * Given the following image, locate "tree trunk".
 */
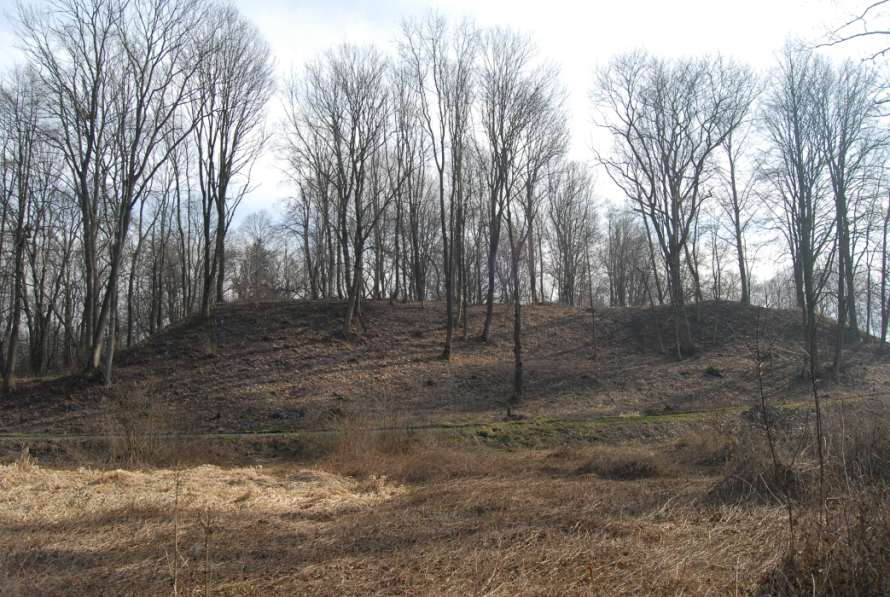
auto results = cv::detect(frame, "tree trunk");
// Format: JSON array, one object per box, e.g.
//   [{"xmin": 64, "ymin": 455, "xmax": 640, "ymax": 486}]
[
  {"xmin": 215, "ymin": 201, "xmax": 226, "ymax": 304},
  {"xmin": 881, "ymin": 192, "xmax": 890, "ymax": 346},
  {"xmin": 103, "ymin": 286, "xmax": 118, "ymax": 386},
  {"xmin": 527, "ymin": 218, "xmax": 537, "ymax": 305},
  {"xmin": 2, "ymin": 229, "xmax": 27, "ymax": 395},
  {"xmin": 669, "ymin": 247, "xmax": 697, "ymax": 357},
  {"xmin": 342, "ymin": 248, "xmax": 363, "ymax": 337},
  {"xmin": 482, "ymin": 204, "xmax": 502, "ymax": 343},
  {"xmin": 727, "ymin": 144, "xmax": 750, "ymax": 305}
]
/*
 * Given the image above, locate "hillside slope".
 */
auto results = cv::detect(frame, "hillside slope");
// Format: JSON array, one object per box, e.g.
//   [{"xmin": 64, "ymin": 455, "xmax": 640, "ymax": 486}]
[{"xmin": 3, "ymin": 299, "xmax": 889, "ymax": 435}]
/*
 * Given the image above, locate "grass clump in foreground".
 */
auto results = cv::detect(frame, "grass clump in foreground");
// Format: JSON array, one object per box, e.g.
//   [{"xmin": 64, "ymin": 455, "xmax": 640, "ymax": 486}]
[
  {"xmin": 680, "ymin": 395, "xmax": 890, "ymax": 597},
  {"xmin": 748, "ymin": 398, "xmax": 890, "ymax": 597},
  {"xmin": 2, "ymin": 401, "xmax": 890, "ymax": 596}
]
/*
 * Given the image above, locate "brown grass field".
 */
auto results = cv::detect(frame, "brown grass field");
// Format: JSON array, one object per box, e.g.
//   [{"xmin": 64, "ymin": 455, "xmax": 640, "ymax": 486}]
[{"xmin": 1, "ymin": 300, "xmax": 889, "ymax": 596}]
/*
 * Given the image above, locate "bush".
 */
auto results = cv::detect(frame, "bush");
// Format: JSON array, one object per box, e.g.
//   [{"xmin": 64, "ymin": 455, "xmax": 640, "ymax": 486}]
[
  {"xmin": 707, "ymin": 423, "xmax": 813, "ymax": 505},
  {"xmin": 102, "ymin": 380, "xmax": 188, "ymax": 467}
]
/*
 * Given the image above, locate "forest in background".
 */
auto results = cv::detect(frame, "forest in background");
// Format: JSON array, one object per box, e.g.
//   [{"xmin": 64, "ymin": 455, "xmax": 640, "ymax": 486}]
[{"xmin": 2, "ymin": 0, "xmax": 890, "ymax": 391}]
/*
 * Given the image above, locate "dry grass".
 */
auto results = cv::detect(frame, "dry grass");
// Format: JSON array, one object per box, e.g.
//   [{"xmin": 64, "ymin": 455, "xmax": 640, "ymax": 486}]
[
  {"xmin": 0, "ymin": 456, "xmax": 404, "ymax": 596},
  {"xmin": 751, "ymin": 398, "xmax": 890, "ymax": 596},
  {"xmin": 3, "ymin": 301, "xmax": 890, "ymax": 595},
  {"xmin": 3, "ymin": 400, "xmax": 890, "ymax": 595},
  {"xmin": 668, "ymin": 397, "xmax": 890, "ymax": 596},
  {"xmin": 572, "ymin": 445, "xmax": 663, "ymax": 480},
  {"xmin": 101, "ymin": 379, "xmax": 185, "ymax": 467},
  {"xmin": 0, "ymin": 431, "xmax": 791, "ymax": 597},
  {"xmin": 762, "ymin": 487, "xmax": 890, "ymax": 597}
]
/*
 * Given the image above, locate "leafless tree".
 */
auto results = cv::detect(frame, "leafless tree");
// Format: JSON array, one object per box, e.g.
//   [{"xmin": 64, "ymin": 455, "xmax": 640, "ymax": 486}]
[
  {"xmin": 283, "ymin": 44, "xmax": 391, "ymax": 336},
  {"xmin": 399, "ymin": 13, "xmax": 478, "ymax": 359},
  {"xmin": 603, "ymin": 210, "xmax": 651, "ymax": 308},
  {"xmin": 517, "ymin": 83, "xmax": 569, "ymax": 305},
  {"xmin": 545, "ymin": 162, "xmax": 597, "ymax": 306},
  {"xmin": 593, "ymin": 50, "xmax": 756, "ymax": 357},
  {"xmin": 193, "ymin": 2, "xmax": 274, "ymax": 320},
  {"xmin": 822, "ymin": 0, "xmax": 890, "ymax": 59},
  {"xmin": 760, "ymin": 43, "xmax": 836, "ymax": 369},
  {"xmin": 817, "ymin": 58, "xmax": 886, "ymax": 372},
  {"xmin": 0, "ymin": 66, "xmax": 61, "ymax": 392},
  {"xmin": 17, "ymin": 0, "xmax": 123, "ymax": 373},
  {"xmin": 231, "ymin": 210, "xmax": 285, "ymax": 300},
  {"xmin": 18, "ymin": 0, "xmax": 210, "ymax": 383},
  {"xmin": 383, "ymin": 64, "xmax": 426, "ymax": 305},
  {"xmin": 716, "ymin": 122, "xmax": 762, "ymax": 306},
  {"xmin": 477, "ymin": 27, "xmax": 567, "ymax": 400},
  {"xmin": 477, "ymin": 27, "xmax": 558, "ymax": 345}
]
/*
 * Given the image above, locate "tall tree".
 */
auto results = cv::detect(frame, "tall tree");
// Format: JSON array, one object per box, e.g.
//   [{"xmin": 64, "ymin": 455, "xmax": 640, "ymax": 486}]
[
  {"xmin": 517, "ymin": 84, "xmax": 568, "ymax": 305},
  {"xmin": 17, "ymin": 0, "xmax": 123, "ymax": 372},
  {"xmin": 818, "ymin": 58, "xmax": 885, "ymax": 371},
  {"xmin": 477, "ymin": 27, "xmax": 556, "ymax": 344},
  {"xmin": 603, "ymin": 210, "xmax": 651, "ymax": 307},
  {"xmin": 283, "ymin": 44, "xmax": 391, "ymax": 336},
  {"xmin": 19, "ymin": 0, "xmax": 209, "ymax": 383},
  {"xmin": 761, "ymin": 44, "xmax": 835, "ymax": 369},
  {"xmin": 546, "ymin": 163, "xmax": 597, "ymax": 306},
  {"xmin": 399, "ymin": 13, "xmax": 478, "ymax": 359},
  {"xmin": 478, "ymin": 27, "xmax": 567, "ymax": 400},
  {"xmin": 0, "ymin": 67, "xmax": 60, "ymax": 393},
  {"xmin": 717, "ymin": 122, "xmax": 761, "ymax": 306},
  {"xmin": 194, "ymin": 2, "xmax": 275, "ymax": 320},
  {"xmin": 593, "ymin": 50, "xmax": 756, "ymax": 357}
]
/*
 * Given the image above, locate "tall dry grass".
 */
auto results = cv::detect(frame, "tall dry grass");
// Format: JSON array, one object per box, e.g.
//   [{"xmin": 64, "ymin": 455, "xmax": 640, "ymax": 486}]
[
  {"xmin": 4, "ymin": 396, "xmax": 890, "ymax": 596},
  {"xmin": 101, "ymin": 379, "xmax": 185, "ymax": 467},
  {"xmin": 1, "ymin": 421, "xmax": 794, "ymax": 596},
  {"xmin": 695, "ymin": 396, "xmax": 890, "ymax": 596}
]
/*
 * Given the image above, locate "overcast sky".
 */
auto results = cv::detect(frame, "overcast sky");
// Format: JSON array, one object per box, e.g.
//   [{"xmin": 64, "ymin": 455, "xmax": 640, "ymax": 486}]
[{"xmin": 0, "ymin": 0, "xmax": 883, "ymax": 217}]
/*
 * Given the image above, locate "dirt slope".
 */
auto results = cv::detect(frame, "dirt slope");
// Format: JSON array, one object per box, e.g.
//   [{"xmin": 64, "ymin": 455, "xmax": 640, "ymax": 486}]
[{"xmin": 3, "ymin": 299, "xmax": 889, "ymax": 435}]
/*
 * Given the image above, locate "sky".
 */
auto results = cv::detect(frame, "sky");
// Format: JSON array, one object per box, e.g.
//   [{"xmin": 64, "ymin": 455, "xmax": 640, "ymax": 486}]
[{"xmin": 0, "ymin": 0, "xmax": 884, "ymax": 219}]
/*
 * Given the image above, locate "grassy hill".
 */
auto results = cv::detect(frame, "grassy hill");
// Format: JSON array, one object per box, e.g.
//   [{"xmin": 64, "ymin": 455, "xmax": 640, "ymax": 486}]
[{"xmin": 2, "ymin": 298, "xmax": 888, "ymax": 437}]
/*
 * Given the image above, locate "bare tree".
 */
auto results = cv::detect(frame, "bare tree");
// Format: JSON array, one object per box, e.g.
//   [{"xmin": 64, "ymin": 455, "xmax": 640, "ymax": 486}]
[
  {"xmin": 399, "ymin": 13, "xmax": 478, "ymax": 359},
  {"xmin": 517, "ymin": 83, "xmax": 569, "ymax": 305},
  {"xmin": 231, "ymin": 210, "xmax": 284, "ymax": 300},
  {"xmin": 603, "ymin": 210, "xmax": 651, "ymax": 308},
  {"xmin": 817, "ymin": 58, "xmax": 886, "ymax": 371},
  {"xmin": 18, "ymin": 0, "xmax": 209, "ymax": 383},
  {"xmin": 283, "ymin": 44, "xmax": 391, "ymax": 336},
  {"xmin": 545, "ymin": 163, "xmax": 598, "ymax": 306},
  {"xmin": 593, "ymin": 50, "xmax": 756, "ymax": 357},
  {"xmin": 761, "ymin": 43, "xmax": 835, "ymax": 369},
  {"xmin": 0, "ymin": 67, "xmax": 60, "ymax": 392},
  {"xmin": 194, "ymin": 2, "xmax": 274, "ymax": 320},
  {"xmin": 476, "ymin": 27, "xmax": 567, "ymax": 400},
  {"xmin": 717, "ymin": 122, "xmax": 761, "ymax": 305},
  {"xmin": 880, "ymin": 183, "xmax": 890, "ymax": 345},
  {"xmin": 477, "ymin": 27, "xmax": 557, "ymax": 345},
  {"xmin": 384, "ymin": 64, "xmax": 426, "ymax": 305},
  {"xmin": 17, "ymin": 0, "xmax": 123, "ymax": 372},
  {"xmin": 822, "ymin": 0, "xmax": 890, "ymax": 59}
]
